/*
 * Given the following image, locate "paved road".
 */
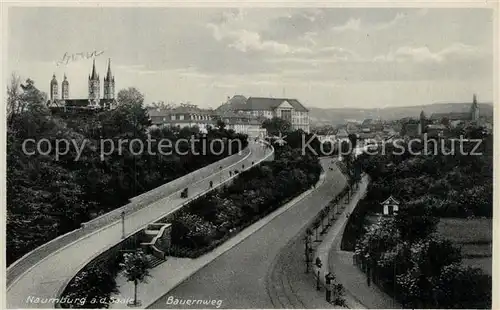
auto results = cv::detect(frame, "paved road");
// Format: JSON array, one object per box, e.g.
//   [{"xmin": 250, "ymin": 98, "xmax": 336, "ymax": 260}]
[
  {"xmin": 149, "ymin": 158, "xmax": 347, "ymax": 309},
  {"xmin": 267, "ymin": 172, "xmax": 348, "ymax": 309},
  {"xmin": 7, "ymin": 142, "xmax": 271, "ymax": 309}
]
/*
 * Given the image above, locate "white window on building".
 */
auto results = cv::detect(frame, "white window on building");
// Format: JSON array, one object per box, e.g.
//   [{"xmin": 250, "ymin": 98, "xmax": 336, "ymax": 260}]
[
  {"xmin": 171, "ymin": 115, "xmax": 176, "ymax": 120},
  {"xmin": 179, "ymin": 115, "xmax": 185, "ymax": 120}
]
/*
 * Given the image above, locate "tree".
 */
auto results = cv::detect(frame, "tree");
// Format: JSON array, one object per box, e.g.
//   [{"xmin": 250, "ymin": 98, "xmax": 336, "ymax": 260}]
[
  {"xmin": 63, "ymin": 262, "xmax": 119, "ymax": 308},
  {"xmin": 262, "ymin": 117, "xmax": 292, "ymax": 136},
  {"xmin": 150, "ymin": 100, "xmax": 175, "ymax": 110},
  {"xmin": 7, "ymin": 73, "xmax": 22, "ymax": 127},
  {"xmin": 394, "ymin": 199, "xmax": 439, "ymax": 243},
  {"xmin": 312, "ymin": 219, "xmax": 321, "ymax": 242},
  {"xmin": 120, "ymin": 250, "xmax": 151, "ymax": 306},
  {"xmin": 433, "ymin": 264, "xmax": 491, "ymax": 308},
  {"xmin": 101, "ymin": 88, "xmax": 151, "ymax": 138},
  {"xmin": 117, "ymin": 87, "xmax": 144, "ymax": 107},
  {"xmin": 216, "ymin": 119, "xmax": 226, "ymax": 130},
  {"xmin": 348, "ymin": 133, "xmax": 358, "ymax": 150}
]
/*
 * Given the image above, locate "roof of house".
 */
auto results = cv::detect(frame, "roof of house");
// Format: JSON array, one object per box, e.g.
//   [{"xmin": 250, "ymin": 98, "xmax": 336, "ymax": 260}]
[
  {"xmin": 361, "ymin": 119, "xmax": 373, "ymax": 126},
  {"xmin": 216, "ymin": 95, "xmax": 249, "ymax": 112},
  {"xmin": 228, "ymin": 95, "xmax": 247, "ymax": 105},
  {"xmin": 404, "ymin": 123, "xmax": 420, "ymax": 137},
  {"xmin": 358, "ymin": 132, "xmax": 376, "ymax": 139},
  {"xmin": 147, "ymin": 106, "xmax": 214, "ymax": 117},
  {"xmin": 245, "ymin": 97, "xmax": 308, "ymax": 112},
  {"xmin": 151, "ymin": 118, "xmax": 217, "ymax": 125},
  {"xmin": 146, "ymin": 108, "xmax": 170, "ymax": 117},
  {"xmin": 383, "ymin": 127, "xmax": 396, "ymax": 132},
  {"xmin": 48, "ymin": 98, "xmax": 115, "ymax": 107},
  {"xmin": 430, "ymin": 112, "xmax": 471, "ymax": 121},
  {"xmin": 427, "ymin": 124, "xmax": 447, "ymax": 130},
  {"xmin": 216, "ymin": 97, "xmax": 309, "ymax": 113},
  {"xmin": 381, "ymin": 195, "xmax": 400, "ymax": 205},
  {"xmin": 336, "ymin": 128, "xmax": 349, "ymax": 137}
]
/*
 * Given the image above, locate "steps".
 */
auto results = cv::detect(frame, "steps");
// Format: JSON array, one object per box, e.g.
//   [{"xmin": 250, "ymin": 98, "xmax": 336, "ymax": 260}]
[{"xmin": 146, "ymin": 254, "xmax": 165, "ymax": 268}]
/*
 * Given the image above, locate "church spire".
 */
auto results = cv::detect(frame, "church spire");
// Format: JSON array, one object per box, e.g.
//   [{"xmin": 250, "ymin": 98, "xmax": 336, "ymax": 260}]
[
  {"xmin": 50, "ymin": 73, "xmax": 58, "ymax": 101},
  {"xmin": 103, "ymin": 58, "xmax": 115, "ymax": 100},
  {"xmin": 105, "ymin": 58, "xmax": 113, "ymax": 80},
  {"xmin": 90, "ymin": 58, "xmax": 98, "ymax": 80},
  {"xmin": 471, "ymin": 93, "xmax": 479, "ymax": 121},
  {"xmin": 62, "ymin": 73, "xmax": 69, "ymax": 100}
]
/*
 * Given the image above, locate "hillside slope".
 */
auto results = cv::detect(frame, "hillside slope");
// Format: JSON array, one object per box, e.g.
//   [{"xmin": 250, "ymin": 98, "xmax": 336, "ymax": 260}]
[{"xmin": 309, "ymin": 102, "xmax": 493, "ymax": 125}]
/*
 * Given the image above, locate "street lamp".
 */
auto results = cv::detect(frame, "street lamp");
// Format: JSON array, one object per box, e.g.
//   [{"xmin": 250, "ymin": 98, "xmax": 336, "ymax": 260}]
[
  {"xmin": 325, "ymin": 272, "xmax": 335, "ymax": 303},
  {"xmin": 315, "ymin": 257, "xmax": 323, "ymax": 291},
  {"xmin": 121, "ymin": 211, "xmax": 125, "ymax": 239},
  {"xmin": 304, "ymin": 232, "xmax": 312, "ymax": 273}
]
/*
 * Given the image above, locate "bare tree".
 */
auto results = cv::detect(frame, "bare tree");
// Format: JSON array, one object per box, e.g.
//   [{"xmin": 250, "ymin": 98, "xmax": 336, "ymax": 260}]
[
  {"xmin": 151, "ymin": 100, "xmax": 175, "ymax": 110},
  {"xmin": 7, "ymin": 73, "xmax": 22, "ymax": 127}
]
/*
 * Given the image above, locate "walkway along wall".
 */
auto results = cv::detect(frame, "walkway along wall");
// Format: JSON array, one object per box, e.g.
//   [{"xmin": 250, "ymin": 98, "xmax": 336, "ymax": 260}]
[
  {"xmin": 7, "ymin": 147, "xmax": 251, "ymax": 287},
  {"xmin": 56, "ymin": 141, "xmax": 275, "ymax": 308}
]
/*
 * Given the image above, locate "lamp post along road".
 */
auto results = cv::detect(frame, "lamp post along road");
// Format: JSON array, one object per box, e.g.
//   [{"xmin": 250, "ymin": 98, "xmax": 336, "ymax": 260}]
[
  {"xmin": 325, "ymin": 272, "xmax": 335, "ymax": 303},
  {"xmin": 121, "ymin": 211, "xmax": 126, "ymax": 239},
  {"xmin": 315, "ymin": 257, "xmax": 323, "ymax": 291}
]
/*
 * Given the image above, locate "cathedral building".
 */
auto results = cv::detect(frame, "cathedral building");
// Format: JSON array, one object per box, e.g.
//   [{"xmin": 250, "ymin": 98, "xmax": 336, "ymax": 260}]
[{"xmin": 48, "ymin": 58, "xmax": 116, "ymax": 113}]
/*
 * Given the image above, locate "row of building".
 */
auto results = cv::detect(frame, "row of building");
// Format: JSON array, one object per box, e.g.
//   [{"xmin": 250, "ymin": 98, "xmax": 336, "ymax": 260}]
[
  {"xmin": 148, "ymin": 96, "xmax": 310, "ymax": 137},
  {"xmin": 316, "ymin": 94, "xmax": 488, "ymax": 145},
  {"xmin": 46, "ymin": 59, "xmax": 311, "ymax": 136},
  {"xmin": 402, "ymin": 95, "xmax": 486, "ymax": 138}
]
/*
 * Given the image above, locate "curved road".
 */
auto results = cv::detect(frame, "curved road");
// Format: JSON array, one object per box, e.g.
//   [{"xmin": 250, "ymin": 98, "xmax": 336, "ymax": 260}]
[
  {"xmin": 7, "ymin": 142, "xmax": 272, "ymax": 309},
  {"xmin": 149, "ymin": 158, "xmax": 347, "ymax": 309}
]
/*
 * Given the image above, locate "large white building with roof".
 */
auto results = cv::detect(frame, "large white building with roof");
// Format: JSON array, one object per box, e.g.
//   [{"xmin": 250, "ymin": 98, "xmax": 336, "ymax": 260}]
[
  {"xmin": 147, "ymin": 103, "xmax": 266, "ymax": 137},
  {"xmin": 218, "ymin": 95, "xmax": 310, "ymax": 133}
]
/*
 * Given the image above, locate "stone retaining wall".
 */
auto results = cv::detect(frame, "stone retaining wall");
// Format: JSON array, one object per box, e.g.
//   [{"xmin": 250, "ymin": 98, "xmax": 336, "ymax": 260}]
[{"xmin": 7, "ymin": 148, "xmax": 250, "ymax": 287}]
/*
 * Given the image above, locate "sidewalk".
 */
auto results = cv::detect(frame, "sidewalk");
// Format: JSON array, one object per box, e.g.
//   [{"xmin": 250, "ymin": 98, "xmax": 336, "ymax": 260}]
[
  {"xmin": 313, "ymin": 177, "xmax": 368, "ymax": 309},
  {"xmin": 111, "ymin": 171, "xmax": 328, "ymax": 309},
  {"xmin": 319, "ymin": 176, "xmax": 402, "ymax": 309}
]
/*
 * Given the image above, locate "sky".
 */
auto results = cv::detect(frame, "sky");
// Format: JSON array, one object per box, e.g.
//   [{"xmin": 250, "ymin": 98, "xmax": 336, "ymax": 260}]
[{"xmin": 7, "ymin": 7, "xmax": 494, "ymax": 109}]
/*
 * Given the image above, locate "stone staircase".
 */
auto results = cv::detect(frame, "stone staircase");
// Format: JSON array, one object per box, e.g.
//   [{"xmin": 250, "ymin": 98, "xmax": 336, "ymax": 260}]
[
  {"xmin": 146, "ymin": 254, "xmax": 166, "ymax": 268},
  {"xmin": 140, "ymin": 223, "xmax": 172, "ymax": 262}
]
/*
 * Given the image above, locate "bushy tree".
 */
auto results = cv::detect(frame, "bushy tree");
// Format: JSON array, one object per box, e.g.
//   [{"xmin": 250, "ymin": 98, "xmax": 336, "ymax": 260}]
[
  {"xmin": 433, "ymin": 263, "xmax": 491, "ymax": 308},
  {"xmin": 119, "ymin": 250, "xmax": 151, "ymax": 307},
  {"xmin": 62, "ymin": 262, "xmax": 119, "ymax": 308},
  {"xmin": 262, "ymin": 117, "xmax": 292, "ymax": 136},
  {"xmin": 171, "ymin": 213, "xmax": 217, "ymax": 248},
  {"xmin": 394, "ymin": 199, "xmax": 439, "ymax": 243}
]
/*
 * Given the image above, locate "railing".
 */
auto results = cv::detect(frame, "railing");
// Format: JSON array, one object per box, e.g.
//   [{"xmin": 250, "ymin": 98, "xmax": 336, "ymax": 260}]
[
  {"xmin": 54, "ymin": 140, "xmax": 275, "ymax": 308},
  {"xmin": 7, "ymin": 146, "xmax": 251, "ymax": 288}
]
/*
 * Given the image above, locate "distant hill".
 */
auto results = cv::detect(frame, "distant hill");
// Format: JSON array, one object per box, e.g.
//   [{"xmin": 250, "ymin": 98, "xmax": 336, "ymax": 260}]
[{"xmin": 309, "ymin": 102, "xmax": 494, "ymax": 126}]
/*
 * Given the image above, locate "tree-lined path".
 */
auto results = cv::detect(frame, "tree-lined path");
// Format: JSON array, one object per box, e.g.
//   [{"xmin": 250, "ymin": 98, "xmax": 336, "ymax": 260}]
[{"xmin": 149, "ymin": 158, "xmax": 347, "ymax": 309}]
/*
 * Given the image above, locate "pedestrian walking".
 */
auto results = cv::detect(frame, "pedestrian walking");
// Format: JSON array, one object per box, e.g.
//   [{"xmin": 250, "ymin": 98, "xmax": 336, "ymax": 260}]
[{"xmin": 209, "ymin": 180, "xmax": 213, "ymax": 188}]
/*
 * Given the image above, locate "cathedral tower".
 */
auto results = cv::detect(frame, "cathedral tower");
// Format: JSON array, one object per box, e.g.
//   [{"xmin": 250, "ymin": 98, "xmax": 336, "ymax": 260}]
[
  {"xmin": 419, "ymin": 110, "xmax": 426, "ymax": 135},
  {"xmin": 103, "ymin": 58, "xmax": 115, "ymax": 100},
  {"xmin": 471, "ymin": 94, "xmax": 480, "ymax": 121},
  {"xmin": 50, "ymin": 74, "xmax": 58, "ymax": 101},
  {"xmin": 62, "ymin": 74, "xmax": 69, "ymax": 100},
  {"xmin": 88, "ymin": 58, "xmax": 100, "ymax": 104}
]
